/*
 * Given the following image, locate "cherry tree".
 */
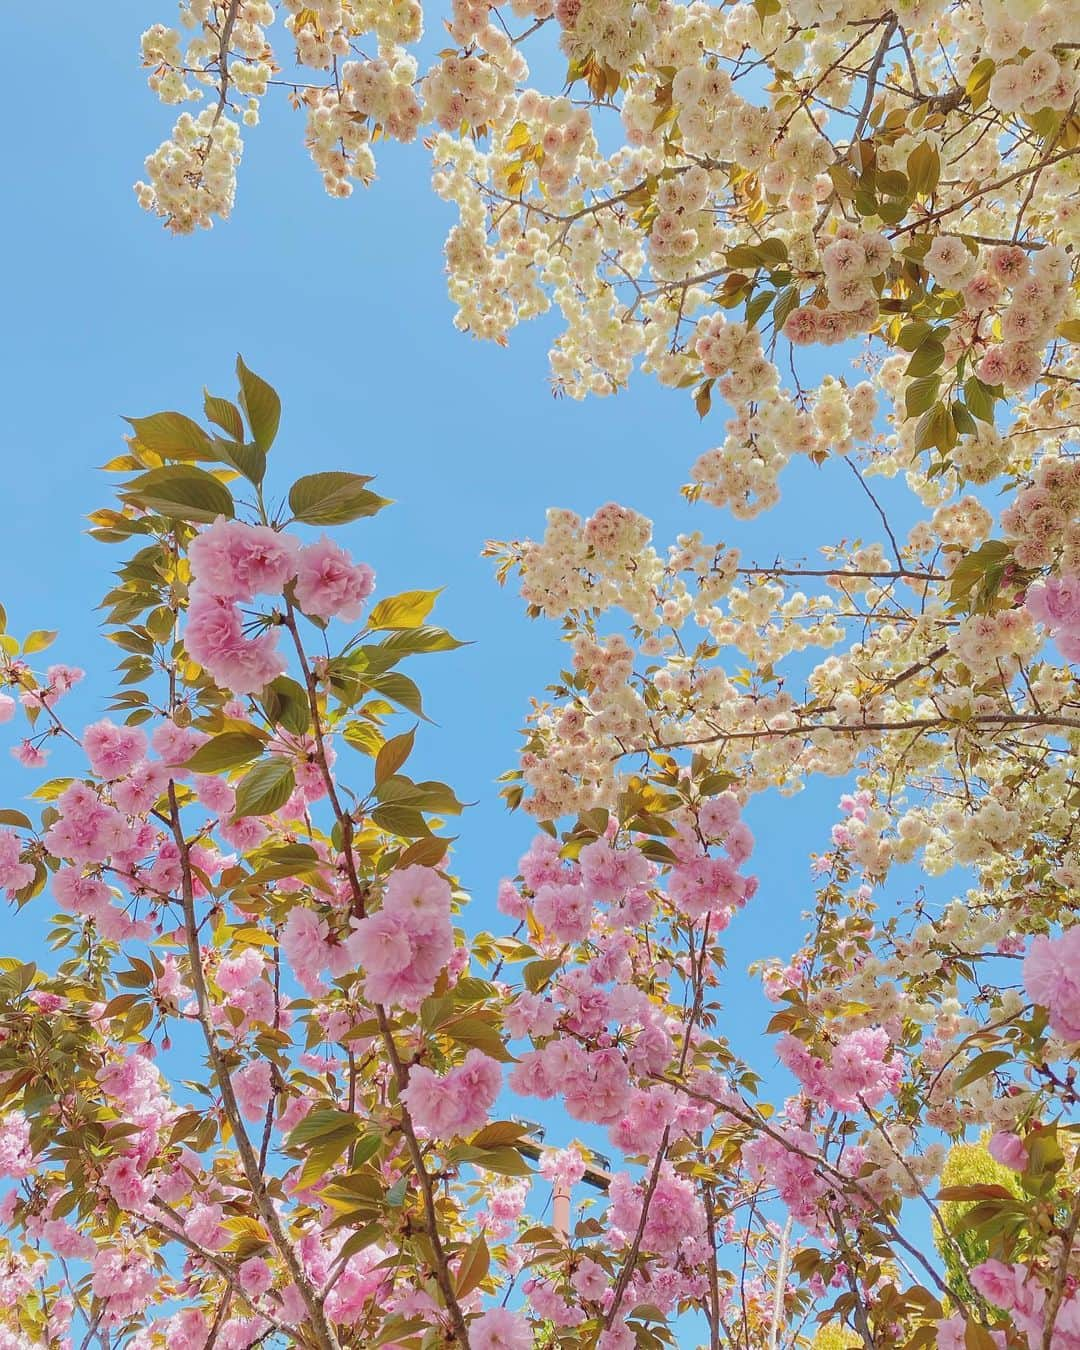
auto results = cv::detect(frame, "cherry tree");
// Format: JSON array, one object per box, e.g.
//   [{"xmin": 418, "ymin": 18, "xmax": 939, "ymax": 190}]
[
  {"xmin": 0, "ymin": 352, "xmax": 1076, "ymax": 1350},
  {"xmin": 0, "ymin": 0, "xmax": 1076, "ymax": 1345}
]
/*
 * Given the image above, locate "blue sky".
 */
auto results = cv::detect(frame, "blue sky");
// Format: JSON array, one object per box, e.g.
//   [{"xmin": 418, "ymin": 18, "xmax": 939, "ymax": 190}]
[{"xmin": 0, "ymin": 3, "xmax": 949, "ymax": 1168}]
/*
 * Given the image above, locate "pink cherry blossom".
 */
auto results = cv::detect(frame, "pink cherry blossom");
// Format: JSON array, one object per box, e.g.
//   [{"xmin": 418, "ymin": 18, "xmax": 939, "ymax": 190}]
[
  {"xmin": 184, "ymin": 587, "xmax": 286, "ymax": 695},
  {"xmin": 237, "ymin": 1256, "xmax": 273, "ymax": 1298},
  {"xmin": 90, "ymin": 1249, "xmax": 157, "ymax": 1320},
  {"xmin": 970, "ymin": 1259, "xmax": 1019, "ymax": 1309},
  {"xmin": 988, "ymin": 1130, "xmax": 1029, "ymax": 1172},
  {"xmin": 189, "ymin": 517, "xmax": 300, "ymax": 601},
  {"xmin": 83, "ymin": 719, "xmax": 148, "ymax": 780},
  {"xmin": 44, "ymin": 782, "xmax": 138, "ymax": 866},
  {"xmin": 150, "ymin": 718, "xmax": 209, "ymax": 766},
  {"xmin": 570, "ymin": 1256, "xmax": 608, "ymax": 1301},
  {"xmin": 102, "ymin": 1155, "xmax": 152, "ymax": 1211},
  {"xmin": 468, "ymin": 1307, "xmax": 532, "ymax": 1350},
  {"xmin": 0, "ymin": 1113, "xmax": 35, "ymax": 1179},
  {"xmin": 349, "ymin": 909, "xmax": 413, "ymax": 975},
  {"xmin": 1023, "ymin": 929, "xmax": 1080, "ymax": 1040},
  {"xmin": 11, "ymin": 740, "xmax": 47, "ymax": 768},
  {"xmin": 578, "ymin": 838, "xmax": 650, "ymax": 903},
  {"xmin": 293, "ymin": 537, "xmax": 375, "ymax": 622},
  {"xmin": 281, "ymin": 907, "xmax": 332, "ymax": 996},
  {"xmin": 234, "ymin": 1059, "xmax": 274, "ymax": 1122},
  {"xmin": 608, "ymin": 1164, "xmax": 706, "ymax": 1255},
  {"xmin": 1025, "ymin": 573, "xmax": 1080, "ymax": 635},
  {"xmin": 400, "ymin": 1049, "xmax": 501, "ymax": 1137},
  {"xmin": 0, "ymin": 830, "xmax": 33, "ymax": 896},
  {"xmin": 383, "ymin": 864, "xmax": 452, "ymax": 921},
  {"xmin": 113, "ymin": 759, "xmax": 171, "ymax": 814},
  {"xmin": 533, "ymin": 880, "xmax": 591, "ymax": 942}
]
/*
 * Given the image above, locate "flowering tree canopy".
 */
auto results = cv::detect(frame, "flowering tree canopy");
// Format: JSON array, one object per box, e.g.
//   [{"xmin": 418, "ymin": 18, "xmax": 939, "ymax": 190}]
[{"xmin": 0, "ymin": 0, "xmax": 1077, "ymax": 1346}]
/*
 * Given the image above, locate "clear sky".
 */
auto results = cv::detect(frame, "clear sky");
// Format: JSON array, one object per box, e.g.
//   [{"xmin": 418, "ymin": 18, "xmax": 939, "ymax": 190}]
[{"xmin": 0, "ymin": 2, "xmax": 920, "ymax": 1095}]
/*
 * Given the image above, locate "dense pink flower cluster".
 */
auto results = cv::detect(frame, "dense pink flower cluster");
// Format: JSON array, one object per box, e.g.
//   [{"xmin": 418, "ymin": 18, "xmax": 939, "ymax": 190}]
[
  {"xmin": 351, "ymin": 864, "xmax": 455, "ymax": 1008},
  {"xmin": 184, "ymin": 517, "xmax": 374, "ymax": 693},
  {"xmin": 607, "ymin": 1163, "xmax": 707, "ymax": 1256},
  {"xmin": 969, "ymin": 1260, "xmax": 1080, "ymax": 1350},
  {"xmin": 469, "ymin": 1307, "xmax": 532, "ymax": 1350},
  {"xmin": 1024, "ymin": 928, "xmax": 1080, "ymax": 1041},
  {"xmin": 400, "ymin": 1047, "xmax": 501, "ymax": 1137},
  {"xmin": 0, "ymin": 1113, "xmax": 35, "ymax": 1180},
  {"xmin": 1025, "ymin": 572, "xmax": 1080, "ymax": 664},
  {"xmin": 0, "ymin": 830, "xmax": 33, "ymax": 898},
  {"xmin": 742, "ymin": 1124, "xmax": 830, "ymax": 1228},
  {"xmin": 777, "ymin": 1027, "xmax": 903, "ymax": 1114}
]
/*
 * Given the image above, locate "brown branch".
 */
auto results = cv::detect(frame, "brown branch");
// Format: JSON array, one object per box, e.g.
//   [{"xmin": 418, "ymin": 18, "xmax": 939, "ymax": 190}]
[
  {"xmin": 279, "ymin": 610, "xmax": 471, "ymax": 1348},
  {"xmin": 604, "ymin": 1126, "xmax": 673, "ymax": 1327},
  {"xmin": 618, "ymin": 710, "xmax": 1080, "ymax": 760},
  {"xmin": 1042, "ymin": 1201, "xmax": 1080, "ymax": 1350},
  {"xmin": 892, "ymin": 146, "xmax": 1080, "ymax": 235},
  {"xmin": 166, "ymin": 782, "xmax": 342, "ymax": 1350},
  {"xmin": 735, "ymin": 567, "xmax": 944, "ymax": 582}
]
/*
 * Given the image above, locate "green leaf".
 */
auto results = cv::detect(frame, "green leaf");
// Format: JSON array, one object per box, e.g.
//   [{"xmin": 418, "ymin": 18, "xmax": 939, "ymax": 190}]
[
  {"xmin": 378, "ymin": 626, "xmax": 466, "ymax": 656},
  {"xmin": 125, "ymin": 411, "xmax": 212, "ymax": 459},
  {"xmin": 260, "ymin": 676, "xmax": 311, "ymax": 737},
  {"xmin": 23, "ymin": 630, "xmax": 58, "ymax": 655},
  {"xmin": 948, "ymin": 539, "xmax": 1012, "ymax": 613},
  {"xmin": 953, "ymin": 1049, "xmax": 1012, "ymax": 1090},
  {"xmin": 288, "ymin": 472, "xmax": 389, "ymax": 526},
  {"xmin": 370, "ymin": 804, "xmax": 432, "ymax": 838},
  {"xmin": 286, "ymin": 1107, "xmax": 361, "ymax": 1149},
  {"xmin": 184, "ymin": 732, "xmax": 265, "ymax": 774},
  {"xmin": 443, "ymin": 1017, "xmax": 515, "ymax": 1062},
  {"xmin": 937, "ymin": 1184, "xmax": 1016, "ymax": 1202},
  {"xmin": 373, "ymin": 776, "xmax": 466, "ymax": 817},
  {"xmin": 1025, "ymin": 1127, "xmax": 1065, "ymax": 1178},
  {"xmin": 375, "ymin": 730, "xmax": 415, "ymax": 785},
  {"xmin": 398, "ymin": 835, "xmax": 453, "ymax": 868},
  {"xmin": 907, "ymin": 141, "xmax": 940, "ymax": 196},
  {"xmin": 523, "ymin": 958, "xmax": 561, "ymax": 992},
  {"xmin": 906, "ymin": 374, "xmax": 941, "ymax": 418},
  {"xmin": 951, "ymin": 401, "xmax": 977, "ymax": 439},
  {"xmin": 235, "ymin": 356, "xmax": 281, "ymax": 454},
  {"xmin": 122, "ymin": 466, "xmax": 234, "ymax": 524},
  {"xmin": 726, "ymin": 236, "xmax": 788, "ymax": 268},
  {"xmin": 363, "ymin": 672, "xmax": 427, "ymax": 719},
  {"xmin": 905, "ymin": 339, "xmax": 945, "ymax": 378},
  {"xmin": 773, "ymin": 285, "xmax": 800, "ymax": 330},
  {"xmin": 203, "ymin": 391, "xmax": 244, "ymax": 442},
  {"xmin": 963, "ymin": 376, "xmax": 999, "ymax": 425},
  {"xmin": 455, "ymin": 1235, "xmax": 490, "ymax": 1298},
  {"xmin": 897, "ymin": 321, "xmax": 933, "ymax": 352},
  {"xmin": 0, "ymin": 810, "xmax": 32, "ymax": 830},
  {"xmin": 367, "ymin": 590, "xmax": 441, "ymax": 631},
  {"xmin": 744, "ymin": 289, "xmax": 774, "ymax": 329},
  {"xmin": 298, "ymin": 1129, "xmax": 357, "ymax": 1189},
  {"xmin": 469, "ymin": 1144, "xmax": 532, "ymax": 1177},
  {"xmin": 234, "ymin": 757, "xmax": 296, "ymax": 817},
  {"xmin": 916, "ymin": 402, "xmax": 957, "ymax": 454},
  {"xmin": 966, "ymin": 57, "xmax": 995, "ymax": 108},
  {"xmin": 245, "ymin": 843, "xmax": 322, "ymax": 882},
  {"xmin": 471, "ymin": 1121, "xmax": 530, "ymax": 1149},
  {"xmin": 333, "ymin": 1222, "xmax": 385, "ymax": 1266},
  {"xmin": 410, "ymin": 780, "xmax": 467, "ymax": 816},
  {"xmin": 215, "ymin": 438, "xmax": 267, "ymax": 487}
]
